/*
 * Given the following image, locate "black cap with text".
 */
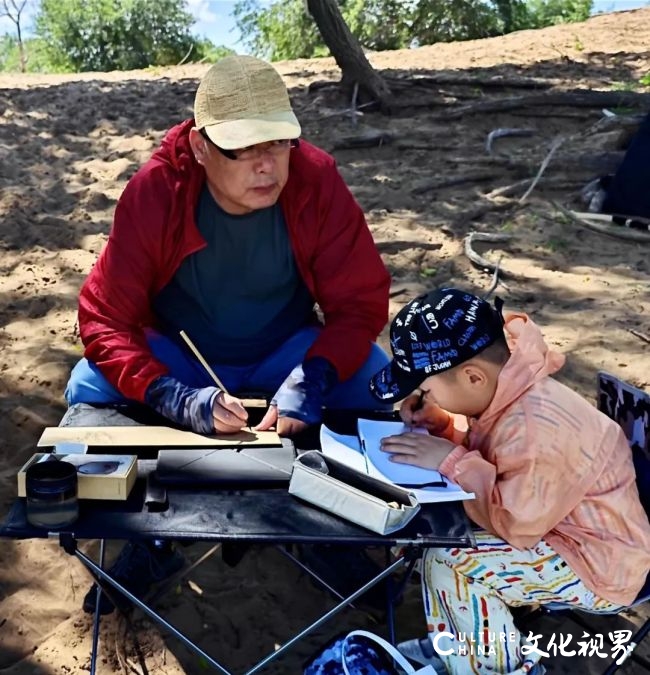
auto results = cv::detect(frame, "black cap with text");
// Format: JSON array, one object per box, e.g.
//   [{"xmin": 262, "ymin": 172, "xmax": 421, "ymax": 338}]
[{"xmin": 370, "ymin": 288, "xmax": 505, "ymax": 402}]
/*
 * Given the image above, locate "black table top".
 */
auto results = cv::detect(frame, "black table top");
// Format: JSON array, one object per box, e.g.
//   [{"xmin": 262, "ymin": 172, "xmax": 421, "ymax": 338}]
[{"xmin": 0, "ymin": 404, "xmax": 475, "ymax": 548}]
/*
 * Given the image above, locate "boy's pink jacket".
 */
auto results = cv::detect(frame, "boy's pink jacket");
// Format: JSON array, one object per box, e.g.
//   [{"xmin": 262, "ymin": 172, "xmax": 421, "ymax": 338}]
[{"xmin": 439, "ymin": 314, "xmax": 650, "ymax": 605}]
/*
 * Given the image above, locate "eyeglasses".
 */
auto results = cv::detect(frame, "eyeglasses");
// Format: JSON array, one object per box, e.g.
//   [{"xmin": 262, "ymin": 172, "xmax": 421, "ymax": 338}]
[{"xmin": 199, "ymin": 128, "xmax": 299, "ymax": 161}]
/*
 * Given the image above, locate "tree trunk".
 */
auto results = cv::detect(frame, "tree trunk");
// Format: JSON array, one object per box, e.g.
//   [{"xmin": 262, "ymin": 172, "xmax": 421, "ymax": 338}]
[
  {"xmin": 16, "ymin": 23, "xmax": 26, "ymax": 73},
  {"xmin": 306, "ymin": 0, "xmax": 393, "ymax": 113}
]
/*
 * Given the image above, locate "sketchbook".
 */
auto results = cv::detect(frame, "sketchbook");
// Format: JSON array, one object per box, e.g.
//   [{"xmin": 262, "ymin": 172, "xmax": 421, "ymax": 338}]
[{"xmin": 320, "ymin": 420, "xmax": 474, "ymax": 504}]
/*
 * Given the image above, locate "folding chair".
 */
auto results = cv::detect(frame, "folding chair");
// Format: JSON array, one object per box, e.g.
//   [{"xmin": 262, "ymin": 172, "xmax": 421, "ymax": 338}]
[{"xmin": 538, "ymin": 371, "xmax": 650, "ymax": 674}]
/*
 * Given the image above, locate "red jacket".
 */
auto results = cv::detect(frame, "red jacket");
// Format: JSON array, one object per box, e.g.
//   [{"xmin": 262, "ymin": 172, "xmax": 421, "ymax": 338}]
[{"xmin": 78, "ymin": 120, "xmax": 390, "ymax": 402}]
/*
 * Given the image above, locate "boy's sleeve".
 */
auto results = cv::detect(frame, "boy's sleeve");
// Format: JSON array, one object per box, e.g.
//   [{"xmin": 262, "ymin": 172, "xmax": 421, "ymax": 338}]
[
  {"xmin": 437, "ymin": 412, "xmax": 468, "ymax": 445},
  {"xmin": 440, "ymin": 412, "xmax": 591, "ymax": 549}
]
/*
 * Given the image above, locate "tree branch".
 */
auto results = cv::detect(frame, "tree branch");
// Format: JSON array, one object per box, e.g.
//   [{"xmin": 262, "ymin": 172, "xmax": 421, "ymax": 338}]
[{"xmin": 432, "ymin": 89, "xmax": 650, "ymax": 121}]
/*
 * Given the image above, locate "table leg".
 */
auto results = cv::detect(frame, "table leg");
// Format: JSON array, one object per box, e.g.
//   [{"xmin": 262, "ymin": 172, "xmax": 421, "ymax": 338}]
[
  {"xmin": 277, "ymin": 545, "xmax": 360, "ymax": 607},
  {"xmin": 75, "ymin": 548, "xmax": 233, "ymax": 675},
  {"xmin": 384, "ymin": 547, "xmax": 396, "ymax": 645},
  {"xmin": 243, "ymin": 556, "xmax": 407, "ymax": 675},
  {"xmin": 89, "ymin": 539, "xmax": 106, "ymax": 675}
]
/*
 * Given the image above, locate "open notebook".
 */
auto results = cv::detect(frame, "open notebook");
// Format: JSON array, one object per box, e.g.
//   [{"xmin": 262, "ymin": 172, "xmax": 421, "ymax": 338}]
[{"xmin": 320, "ymin": 419, "xmax": 474, "ymax": 504}]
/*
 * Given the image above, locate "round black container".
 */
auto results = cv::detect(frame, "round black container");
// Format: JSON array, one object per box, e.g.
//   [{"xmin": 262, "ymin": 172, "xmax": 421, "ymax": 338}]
[{"xmin": 25, "ymin": 460, "xmax": 79, "ymax": 528}]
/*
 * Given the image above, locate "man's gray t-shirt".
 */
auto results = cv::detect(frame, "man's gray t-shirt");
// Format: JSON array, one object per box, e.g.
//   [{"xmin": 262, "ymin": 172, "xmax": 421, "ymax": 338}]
[{"xmin": 153, "ymin": 185, "xmax": 315, "ymax": 365}]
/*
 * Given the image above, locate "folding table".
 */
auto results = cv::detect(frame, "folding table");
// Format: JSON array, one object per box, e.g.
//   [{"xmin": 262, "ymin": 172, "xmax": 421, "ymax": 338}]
[{"xmin": 0, "ymin": 404, "xmax": 476, "ymax": 674}]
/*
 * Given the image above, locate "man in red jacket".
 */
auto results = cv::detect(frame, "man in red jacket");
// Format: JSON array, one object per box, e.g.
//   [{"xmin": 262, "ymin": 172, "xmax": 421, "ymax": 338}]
[
  {"xmin": 65, "ymin": 55, "xmax": 391, "ymax": 613},
  {"xmin": 66, "ymin": 54, "xmax": 390, "ymax": 437}
]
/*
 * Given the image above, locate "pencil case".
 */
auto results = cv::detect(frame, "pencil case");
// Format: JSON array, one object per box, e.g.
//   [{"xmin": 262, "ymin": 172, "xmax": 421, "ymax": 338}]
[{"xmin": 288, "ymin": 451, "xmax": 420, "ymax": 535}]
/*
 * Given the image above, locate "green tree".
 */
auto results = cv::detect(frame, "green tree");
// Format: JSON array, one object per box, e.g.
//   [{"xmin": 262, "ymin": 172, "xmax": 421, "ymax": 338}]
[
  {"xmin": 193, "ymin": 38, "xmax": 235, "ymax": 64},
  {"xmin": 1, "ymin": 0, "xmax": 29, "ymax": 71},
  {"xmin": 234, "ymin": 0, "xmax": 325, "ymax": 61},
  {"xmin": 234, "ymin": 0, "xmax": 414, "ymax": 60},
  {"xmin": 0, "ymin": 34, "xmax": 51, "ymax": 71},
  {"xmin": 34, "ymin": 0, "xmax": 203, "ymax": 72},
  {"xmin": 233, "ymin": 0, "xmax": 594, "ymax": 61},
  {"xmin": 525, "ymin": 0, "xmax": 592, "ymax": 28},
  {"xmin": 342, "ymin": 0, "xmax": 414, "ymax": 52},
  {"xmin": 410, "ymin": 0, "xmax": 502, "ymax": 44}
]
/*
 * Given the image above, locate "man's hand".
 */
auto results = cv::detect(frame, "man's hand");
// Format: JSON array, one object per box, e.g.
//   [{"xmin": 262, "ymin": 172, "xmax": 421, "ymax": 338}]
[
  {"xmin": 212, "ymin": 392, "xmax": 248, "ymax": 433},
  {"xmin": 255, "ymin": 404, "xmax": 308, "ymax": 437},
  {"xmin": 256, "ymin": 358, "xmax": 337, "ymax": 436},
  {"xmin": 400, "ymin": 392, "xmax": 451, "ymax": 436},
  {"xmin": 380, "ymin": 432, "xmax": 455, "ymax": 470},
  {"xmin": 146, "ymin": 378, "xmax": 248, "ymax": 435}
]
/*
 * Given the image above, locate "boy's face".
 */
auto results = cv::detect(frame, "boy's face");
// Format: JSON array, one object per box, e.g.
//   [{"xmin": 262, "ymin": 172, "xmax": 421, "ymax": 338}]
[{"xmin": 419, "ymin": 361, "xmax": 498, "ymax": 417}]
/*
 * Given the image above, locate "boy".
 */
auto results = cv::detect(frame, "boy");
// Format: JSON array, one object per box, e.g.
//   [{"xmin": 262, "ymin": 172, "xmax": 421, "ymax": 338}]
[{"xmin": 369, "ymin": 288, "xmax": 650, "ymax": 675}]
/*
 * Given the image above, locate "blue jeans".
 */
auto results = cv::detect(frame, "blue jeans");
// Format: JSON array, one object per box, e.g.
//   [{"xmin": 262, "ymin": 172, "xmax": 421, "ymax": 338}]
[{"xmin": 65, "ymin": 326, "xmax": 392, "ymax": 412}]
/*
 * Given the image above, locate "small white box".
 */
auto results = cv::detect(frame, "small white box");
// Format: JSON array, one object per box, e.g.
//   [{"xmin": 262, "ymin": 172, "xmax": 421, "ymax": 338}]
[
  {"xmin": 17, "ymin": 453, "xmax": 138, "ymax": 501},
  {"xmin": 289, "ymin": 451, "xmax": 420, "ymax": 535}
]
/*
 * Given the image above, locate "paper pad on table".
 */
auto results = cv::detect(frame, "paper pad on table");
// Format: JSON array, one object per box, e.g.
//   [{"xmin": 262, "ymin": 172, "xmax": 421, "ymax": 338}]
[{"xmin": 320, "ymin": 420, "xmax": 474, "ymax": 504}]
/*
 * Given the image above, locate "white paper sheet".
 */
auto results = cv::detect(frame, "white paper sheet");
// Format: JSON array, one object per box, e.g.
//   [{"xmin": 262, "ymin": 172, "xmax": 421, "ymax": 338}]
[
  {"xmin": 319, "ymin": 422, "xmax": 474, "ymax": 503},
  {"xmin": 357, "ymin": 419, "xmax": 441, "ymax": 485}
]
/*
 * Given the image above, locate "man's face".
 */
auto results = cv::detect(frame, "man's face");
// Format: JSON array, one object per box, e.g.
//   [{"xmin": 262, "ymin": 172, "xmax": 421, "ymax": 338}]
[{"xmin": 190, "ymin": 129, "xmax": 291, "ymax": 215}]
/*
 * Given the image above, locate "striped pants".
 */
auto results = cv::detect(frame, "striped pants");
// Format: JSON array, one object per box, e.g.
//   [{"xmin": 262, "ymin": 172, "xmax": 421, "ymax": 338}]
[{"xmin": 421, "ymin": 530, "xmax": 622, "ymax": 674}]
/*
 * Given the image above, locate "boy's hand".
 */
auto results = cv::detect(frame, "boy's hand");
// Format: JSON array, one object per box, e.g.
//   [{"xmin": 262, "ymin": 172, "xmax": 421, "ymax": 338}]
[
  {"xmin": 380, "ymin": 432, "xmax": 455, "ymax": 470},
  {"xmin": 399, "ymin": 393, "xmax": 451, "ymax": 435}
]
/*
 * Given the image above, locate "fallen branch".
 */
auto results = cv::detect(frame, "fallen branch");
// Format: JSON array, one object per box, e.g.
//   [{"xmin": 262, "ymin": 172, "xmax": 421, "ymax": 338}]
[
  {"xmin": 116, "ymin": 612, "xmax": 150, "ymax": 675},
  {"xmin": 453, "ymin": 200, "xmax": 519, "ymax": 226},
  {"xmin": 519, "ymin": 135, "xmax": 566, "ymax": 203},
  {"xmin": 388, "ymin": 73, "xmax": 555, "ymax": 90},
  {"xmin": 308, "ymin": 73, "xmax": 555, "ymax": 94},
  {"xmin": 485, "ymin": 128, "xmax": 535, "ymax": 155},
  {"xmin": 332, "ymin": 129, "xmax": 393, "ymax": 150},
  {"xmin": 126, "ymin": 657, "xmax": 145, "ymax": 675},
  {"xmin": 319, "ymin": 100, "xmax": 375, "ymax": 120},
  {"xmin": 552, "ymin": 202, "xmax": 650, "ymax": 243},
  {"xmin": 485, "ymin": 178, "xmax": 585, "ymax": 200},
  {"xmin": 394, "ymin": 142, "xmax": 460, "ymax": 152},
  {"xmin": 432, "ymin": 89, "xmax": 650, "ymax": 121},
  {"xmin": 496, "ymin": 109, "xmax": 632, "ymax": 204},
  {"xmin": 455, "ymin": 151, "xmax": 624, "ymax": 173},
  {"xmin": 463, "ymin": 231, "xmax": 515, "ymax": 276},
  {"xmin": 486, "ymin": 179, "xmax": 533, "ymax": 199},
  {"xmin": 627, "ymin": 328, "xmax": 650, "ymax": 345},
  {"xmin": 510, "ymin": 110, "xmax": 600, "ymax": 119},
  {"xmin": 114, "ymin": 634, "xmax": 128, "ymax": 675},
  {"xmin": 482, "ymin": 260, "xmax": 505, "ymax": 299},
  {"xmin": 350, "ymin": 81, "xmax": 359, "ymax": 127},
  {"xmin": 411, "ymin": 171, "xmax": 496, "ymax": 195},
  {"xmin": 391, "ymin": 95, "xmax": 461, "ymax": 110}
]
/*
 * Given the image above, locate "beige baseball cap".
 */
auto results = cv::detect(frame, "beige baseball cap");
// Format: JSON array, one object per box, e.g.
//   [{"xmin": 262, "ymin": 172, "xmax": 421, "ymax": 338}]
[{"xmin": 194, "ymin": 55, "xmax": 301, "ymax": 150}]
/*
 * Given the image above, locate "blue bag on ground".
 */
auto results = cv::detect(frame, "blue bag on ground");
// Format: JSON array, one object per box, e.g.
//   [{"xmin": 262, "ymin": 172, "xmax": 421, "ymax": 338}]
[{"xmin": 304, "ymin": 630, "xmax": 438, "ymax": 675}]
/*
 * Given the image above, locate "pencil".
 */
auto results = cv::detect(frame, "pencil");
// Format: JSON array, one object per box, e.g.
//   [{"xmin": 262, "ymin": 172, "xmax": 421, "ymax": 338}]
[
  {"xmin": 408, "ymin": 390, "xmax": 425, "ymax": 432},
  {"xmin": 179, "ymin": 330, "xmax": 230, "ymax": 395}
]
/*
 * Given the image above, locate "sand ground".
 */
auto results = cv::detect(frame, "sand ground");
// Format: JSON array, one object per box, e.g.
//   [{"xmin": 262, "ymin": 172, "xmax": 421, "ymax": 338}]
[{"xmin": 0, "ymin": 8, "xmax": 649, "ymax": 674}]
